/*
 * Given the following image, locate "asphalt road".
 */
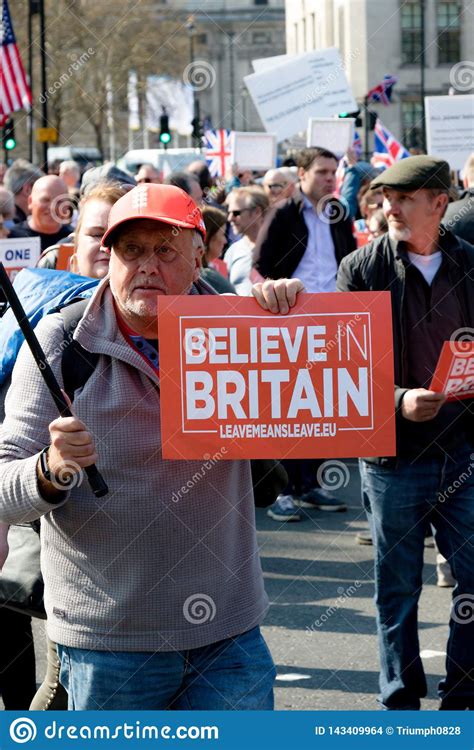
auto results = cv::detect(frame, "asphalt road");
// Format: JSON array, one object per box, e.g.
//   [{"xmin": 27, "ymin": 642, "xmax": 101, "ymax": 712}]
[{"xmin": 12, "ymin": 462, "xmax": 452, "ymax": 711}]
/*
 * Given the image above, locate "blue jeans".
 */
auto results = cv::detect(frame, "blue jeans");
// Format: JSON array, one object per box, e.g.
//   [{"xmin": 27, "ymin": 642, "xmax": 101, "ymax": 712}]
[
  {"xmin": 360, "ymin": 444, "xmax": 474, "ymax": 710},
  {"xmin": 58, "ymin": 626, "xmax": 275, "ymax": 710}
]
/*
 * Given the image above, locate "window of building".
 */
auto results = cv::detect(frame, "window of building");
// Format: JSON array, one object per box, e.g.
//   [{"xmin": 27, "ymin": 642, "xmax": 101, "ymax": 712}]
[
  {"xmin": 252, "ymin": 31, "xmax": 271, "ymax": 44},
  {"xmin": 310, "ymin": 13, "xmax": 316, "ymax": 49},
  {"xmin": 437, "ymin": 1, "xmax": 461, "ymax": 63},
  {"xmin": 400, "ymin": 1, "xmax": 423, "ymax": 64},
  {"xmin": 196, "ymin": 33, "xmax": 207, "ymax": 45},
  {"xmin": 402, "ymin": 100, "xmax": 424, "ymax": 148},
  {"xmin": 254, "ymin": 0, "xmax": 268, "ymax": 5}
]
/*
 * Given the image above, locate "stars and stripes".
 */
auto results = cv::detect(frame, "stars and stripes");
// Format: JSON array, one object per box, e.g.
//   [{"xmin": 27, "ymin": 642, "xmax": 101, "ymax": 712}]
[
  {"xmin": 1, "ymin": 0, "xmax": 32, "ymax": 126},
  {"xmin": 203, "ymin": 129, "xmax": 231, "ymax": 177},
  {"xmin": 366, "ymin": 75, "xmax": 398, "ymax": 106},
  {"xmin": 371, "ymin": 119, "xmax": 410, "ymax": 170}
]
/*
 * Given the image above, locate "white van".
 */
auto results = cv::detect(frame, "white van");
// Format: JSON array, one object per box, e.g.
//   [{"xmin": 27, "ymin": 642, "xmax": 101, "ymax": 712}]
[
  {"xmin": 118, "ymin": 148, "xmax": 205, "ymax": 177},
  {"xmin": 47, "ymin": 146, "xmax": 102, "ymax": 171}
]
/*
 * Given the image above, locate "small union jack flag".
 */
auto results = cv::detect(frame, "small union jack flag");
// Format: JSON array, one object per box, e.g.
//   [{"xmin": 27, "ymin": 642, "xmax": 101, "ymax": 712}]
[
  {"xmin": 371, "ymin": 119, "xmax": 410, "ymax": 170},
  {"xmin": 366, "ymin": 75, "xmax": 398, "ymax": 106},
  {"xmin": 203, "ymin": 129, "xmax": 231, "ymax": 177},
  {"xmin": 1, "ymin": 0, "xmax": 32, "ymax": 126}
]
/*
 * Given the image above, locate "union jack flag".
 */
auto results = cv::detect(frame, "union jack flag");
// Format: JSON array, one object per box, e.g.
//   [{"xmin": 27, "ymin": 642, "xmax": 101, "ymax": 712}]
[
  {"xmin": 0, "ymin": 0, "xmax": 32, "ymax": 126},
  {"xmin": 366, "ymin": 75, "xmax": 398, "ymax": 106},
  {"xmin": 203, "ymin": 129, "xmax": 231, "ymax": 177},
  {"xmin": 371, "ymin": 119, "xmax": 409, "ymax": 170}
]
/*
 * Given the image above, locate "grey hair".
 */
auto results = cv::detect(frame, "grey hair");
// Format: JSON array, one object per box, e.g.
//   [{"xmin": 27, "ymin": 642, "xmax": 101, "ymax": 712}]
[
  {"xmin": 4, "ymin": 159, "xmax": 44, "ymax": 195},
  {"xmin": 0, "ymin": 187, "xmax": 15, "ymax": 218}
]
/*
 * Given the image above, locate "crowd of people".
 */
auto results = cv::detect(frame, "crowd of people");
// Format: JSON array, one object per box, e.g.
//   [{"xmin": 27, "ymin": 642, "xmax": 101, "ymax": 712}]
[{"xmin": 0, "ymin": 145, "xmax": 473, "ymax": 711}]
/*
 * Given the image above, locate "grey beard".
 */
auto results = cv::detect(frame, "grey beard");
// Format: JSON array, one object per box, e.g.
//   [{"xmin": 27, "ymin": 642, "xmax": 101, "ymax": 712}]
[{"xmin": 388, "ymin": 226, "xmax": 412, "ymax": 243}]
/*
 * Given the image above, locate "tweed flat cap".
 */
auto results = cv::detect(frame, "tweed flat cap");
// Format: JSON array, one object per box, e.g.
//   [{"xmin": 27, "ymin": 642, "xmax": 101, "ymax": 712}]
[{"xmin": 370, "ymin": 155, "xmax": 451, "ymax": 191}]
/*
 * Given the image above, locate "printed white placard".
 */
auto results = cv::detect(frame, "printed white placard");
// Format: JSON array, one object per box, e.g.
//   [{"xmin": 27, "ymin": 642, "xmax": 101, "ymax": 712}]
[
  {"xmin": 230, "ymin": 131, "xmax": 277, "ymax": 171},
  {"xmin": 0, "ymin": 236, "xmax": 41, "ymax": 281},
  {"xmin": 425, "ymin": 95, "xmax": 474, "ymax": 170},
  {"xmin": 306, "ymin": 117, "xmax": 355, "ymax": 155},
  {"xmin": 244, "ymin": 48, "xmax": 357, "ymax": 142}
]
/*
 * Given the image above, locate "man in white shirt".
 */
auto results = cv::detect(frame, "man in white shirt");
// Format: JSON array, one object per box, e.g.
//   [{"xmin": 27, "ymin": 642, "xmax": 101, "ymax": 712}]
[{"xmin": 254, "ymin": 148, "xmax": 357, "ymax": 521}]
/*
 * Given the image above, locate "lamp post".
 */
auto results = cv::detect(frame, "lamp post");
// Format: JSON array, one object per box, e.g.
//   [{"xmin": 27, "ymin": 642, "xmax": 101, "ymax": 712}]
[
  {"xmin": 419, "ymin": 0, "xmax": 426, "ymax": 151},
  {"xmin": 228, "ymin": 32, "xmax": 235, "ymax": 130},
  {"xmin": 38, "ymin": 0, "xmax": 48, "ymax": 169},
  {"xmin": 186, "ymin": 16, "xmax": 201, "ymax": 148}
]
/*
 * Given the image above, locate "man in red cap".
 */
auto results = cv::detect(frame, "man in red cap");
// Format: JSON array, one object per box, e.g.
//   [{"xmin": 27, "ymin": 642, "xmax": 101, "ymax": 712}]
[{"xmin": 0, "ymin": 184, "xmax": 302, "ymax": 711}]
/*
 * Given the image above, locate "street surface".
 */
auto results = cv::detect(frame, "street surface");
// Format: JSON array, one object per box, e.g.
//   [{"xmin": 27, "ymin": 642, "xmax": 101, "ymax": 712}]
[{"xmin": 23, "ymin": 462, "xmax": 449, "ymax": 711}]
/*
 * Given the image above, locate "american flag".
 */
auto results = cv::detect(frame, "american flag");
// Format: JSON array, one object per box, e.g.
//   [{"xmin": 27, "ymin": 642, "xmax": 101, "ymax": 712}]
[
  {"xmin": 0, "ymin": 0, "xmax": 32, "ymax": 126},
  {"xmin": 366, "ymin": 75, "xmax": 398, "ymax": 106},
  {"xmin": 203, "ymin": 129, "xmax": 231, "ymax": 177},
  {"xmin": 371, "ymin": 119, "xmax": 409, "ymax": 170}
]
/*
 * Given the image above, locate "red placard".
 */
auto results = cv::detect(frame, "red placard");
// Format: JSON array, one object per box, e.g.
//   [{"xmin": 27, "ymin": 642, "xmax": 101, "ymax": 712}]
[
  {"xmin": 56, "ymin": 243, "xmax": 75, "ymax": 271},
  {"xmin": 355, "ymin": 230, "xmax": 371, "ymax": 248},
  {"xmin": 157, "ymin": 292, "xmax": 396, "ymax": 460},
  {"xmin": 430, "ymin": 341, "xmax": 474, "ymax": 401}
]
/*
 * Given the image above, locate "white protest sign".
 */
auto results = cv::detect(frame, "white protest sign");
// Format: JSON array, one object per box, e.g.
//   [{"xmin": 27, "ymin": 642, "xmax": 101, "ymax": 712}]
[
  {"xmin": 244, "ymin": 47, "xmax": 357, "ymax": 142},
  {"xmin": 0, "ymin": 237, "xmax": 41, "ymax": 281},
  {"xmin": 252, "ymin": 54, "xmax": 293, "ymax": 73},
  {"xmin": 425, "ymin": 95, "xmax": 474, "ymax": 170},
  {"xmin": 307, "ymin": 117, "xmax": 355, "ymax": 155},
  {"xmin": 230, "ymin": 131, "xmax": 277, "ymax": 171}
]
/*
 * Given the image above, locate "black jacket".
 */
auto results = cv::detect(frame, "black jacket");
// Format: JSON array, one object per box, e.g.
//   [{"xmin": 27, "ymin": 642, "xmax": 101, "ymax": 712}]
[
  {"xmin": 254, "ymin": 191, "xmax": 356, "ymax": 280},
  {"xmin": 443, "ymin": 188, "xmax": 474, "ymax": 244},
  {"xmin": 336, "ymin": 229, "xmax": 474, "ymax": 464}
]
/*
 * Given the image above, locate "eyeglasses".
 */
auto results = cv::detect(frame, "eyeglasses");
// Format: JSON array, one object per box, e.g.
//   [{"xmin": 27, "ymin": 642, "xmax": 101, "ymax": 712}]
[
  {"xmin": 113, "ymin": 242, "xmax": 179, "ymax": 264},
  {"xmin": 137, "ymin": 177, "xmax": 152, "ymax": 184},
  {"xmin": 266, "ymin": 183, "xmax": 285, "ymax": 191},
  {"xmin": 227, "ymin": 208, "xmax": 253, "ymax": 218}
]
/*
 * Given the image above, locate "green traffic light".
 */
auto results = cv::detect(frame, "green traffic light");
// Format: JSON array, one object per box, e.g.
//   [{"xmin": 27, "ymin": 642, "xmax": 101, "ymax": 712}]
[
  {"xmin": 160, "ymin": 132, "xmax": 171, "ymax": 144},
  {"xmin": 5, "ymin": 137, "xmax": 16, "ymax": 150}
]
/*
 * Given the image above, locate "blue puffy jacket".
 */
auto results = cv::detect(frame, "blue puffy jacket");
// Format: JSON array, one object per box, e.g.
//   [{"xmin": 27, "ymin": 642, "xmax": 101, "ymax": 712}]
[{"xmin": 0, "ymin": 268, "xmax": 99, "ymax": 386}]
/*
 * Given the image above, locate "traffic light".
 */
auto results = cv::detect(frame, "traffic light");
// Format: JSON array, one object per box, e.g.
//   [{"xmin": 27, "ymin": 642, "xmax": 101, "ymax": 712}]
[
  {"xmin": 191, "ymin": 117, "xmax": 203, "ymax": 143},
  {"xmin": 159, "ymin": 114, "xmax": 171, "ymax": 145},
  {"xmin": 2, "ymin": 119, "xmax": 16, "ymax": 151},
  {"xmin": 339, "ymin": 110, "xmax": 362, "ymax": 127}
]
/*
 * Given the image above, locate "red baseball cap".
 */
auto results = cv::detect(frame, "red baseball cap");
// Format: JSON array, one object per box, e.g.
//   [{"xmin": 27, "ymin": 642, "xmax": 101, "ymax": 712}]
[{"xmin": 101, "ymin": 183, "xmax": 206, "ymax": 248}]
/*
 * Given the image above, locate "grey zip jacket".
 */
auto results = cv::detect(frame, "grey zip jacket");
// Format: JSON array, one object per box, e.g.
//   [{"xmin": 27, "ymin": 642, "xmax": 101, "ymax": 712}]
[{"xmin": 0, "ymin": 279, "xmax": 268, "ymax": 651}]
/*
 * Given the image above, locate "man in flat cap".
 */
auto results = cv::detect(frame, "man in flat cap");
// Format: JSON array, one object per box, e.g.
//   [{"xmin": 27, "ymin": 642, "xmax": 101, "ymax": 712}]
[{"xmin": 337, "ymin": 155, "xmax": 474, "ymax": 710}]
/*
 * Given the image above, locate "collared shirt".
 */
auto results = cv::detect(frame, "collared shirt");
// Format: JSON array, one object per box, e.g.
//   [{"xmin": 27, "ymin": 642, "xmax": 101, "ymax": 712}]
[{"xmin": 292, "ymin": 194, "xmax": 337, "ymax": 293}]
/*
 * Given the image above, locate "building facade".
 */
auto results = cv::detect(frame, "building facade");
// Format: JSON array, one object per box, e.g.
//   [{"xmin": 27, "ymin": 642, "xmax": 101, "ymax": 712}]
[
  {"xmin": 171, "ymin": 0, "xmax": 286, "ymax": 133},
  {"xmin": 285, "ymin": 0, "xmax": 474, "ymax": 150}
]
